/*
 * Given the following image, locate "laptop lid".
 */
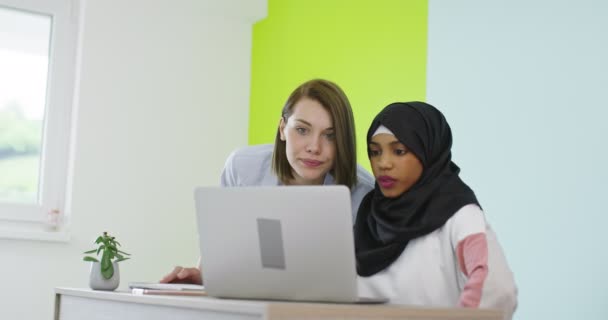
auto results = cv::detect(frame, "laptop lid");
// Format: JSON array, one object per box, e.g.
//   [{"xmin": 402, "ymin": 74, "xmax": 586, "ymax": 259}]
[{"xmin": 194, "ymin": 185, "xmax": 361, "ymax": 303}]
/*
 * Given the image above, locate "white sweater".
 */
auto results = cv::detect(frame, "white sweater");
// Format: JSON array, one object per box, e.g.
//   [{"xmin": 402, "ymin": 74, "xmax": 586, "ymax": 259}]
[{"xmin": 357, "ymin": 204, "xmax": 518, "ymax": 320}]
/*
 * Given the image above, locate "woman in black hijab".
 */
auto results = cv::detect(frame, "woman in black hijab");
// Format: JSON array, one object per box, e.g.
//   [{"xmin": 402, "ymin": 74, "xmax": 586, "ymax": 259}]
[{"xmin": 355, "ymin": 102, "xmax": 517, "ymax": 319}]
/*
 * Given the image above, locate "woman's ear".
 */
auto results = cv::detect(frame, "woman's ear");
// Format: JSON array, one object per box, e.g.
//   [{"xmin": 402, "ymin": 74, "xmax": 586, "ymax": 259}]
[{"xmin": 279, "ymin": 117, "xmax": 286, "ymax": 141}]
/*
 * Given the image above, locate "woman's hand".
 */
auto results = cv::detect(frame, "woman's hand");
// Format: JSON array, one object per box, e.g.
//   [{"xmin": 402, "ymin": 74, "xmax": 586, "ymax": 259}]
[{"xmin": 159, "ymin": 266, "xmax": 203, "ymax": 285}]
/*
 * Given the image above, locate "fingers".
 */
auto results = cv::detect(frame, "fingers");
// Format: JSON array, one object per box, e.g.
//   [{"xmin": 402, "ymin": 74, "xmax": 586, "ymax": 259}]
[
  {"xmin": 177, "ymin": 268, "xmax": 191, "ymax": 279},
  {"xmin": 188, "ymin": 268, "xmax": 203, "ymax": 285},
  {"xmin": 178, "ymin": 267, "xmax": 203, "ymax": 285},
  {"xmin": 160, "ymin": 266, "xmax": 203, "ymax": 284},
  {"xmin": 159, "ymin": 266, "xmax": 183, "ymax": 283}
]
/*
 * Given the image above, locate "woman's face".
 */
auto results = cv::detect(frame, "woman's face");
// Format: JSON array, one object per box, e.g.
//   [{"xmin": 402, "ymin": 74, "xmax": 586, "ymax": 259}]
[
  {"xmin": 279, "ymin": 97, "xmax": 336, "ymax": 185},
  {"xmin": 369, "ymin": 133, "xmax": 423, "ymax": 198}
]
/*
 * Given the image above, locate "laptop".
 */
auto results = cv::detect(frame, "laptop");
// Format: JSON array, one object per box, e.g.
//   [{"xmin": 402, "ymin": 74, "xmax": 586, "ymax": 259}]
[{"xmin": 194, "ymin": 185, "xmax": 385, "ymax": 303}]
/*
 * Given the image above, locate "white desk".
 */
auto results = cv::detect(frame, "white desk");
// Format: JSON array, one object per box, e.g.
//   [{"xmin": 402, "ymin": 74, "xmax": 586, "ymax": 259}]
[{"xmin": 54, "ymin": 287, "xmax": 503, "ymax": 320}]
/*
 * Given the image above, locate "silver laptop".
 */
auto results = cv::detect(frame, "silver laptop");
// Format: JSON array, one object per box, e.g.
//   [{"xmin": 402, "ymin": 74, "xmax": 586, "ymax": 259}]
[{"xmin": 194, "ymin": 185, "xmax": 385, "ymax": 303}]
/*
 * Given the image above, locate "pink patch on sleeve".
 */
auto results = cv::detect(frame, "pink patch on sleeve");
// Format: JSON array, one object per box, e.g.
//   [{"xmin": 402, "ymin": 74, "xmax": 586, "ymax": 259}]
[{"xmin": 456, "ymin": 233, "xmax": 489, "ymax": 308}]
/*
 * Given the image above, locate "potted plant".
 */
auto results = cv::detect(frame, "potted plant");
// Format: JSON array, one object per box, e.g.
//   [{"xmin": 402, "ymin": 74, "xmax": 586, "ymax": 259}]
[{"xmin": 83, "ymin": 231, "xmax": 131, "ymax": 290}]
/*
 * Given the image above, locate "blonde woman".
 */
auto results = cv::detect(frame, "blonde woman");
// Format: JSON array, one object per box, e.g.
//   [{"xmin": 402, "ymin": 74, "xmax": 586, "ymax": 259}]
[{"xmin": 161, "ymin": 79, "xmax": 374, "ymax": 284}]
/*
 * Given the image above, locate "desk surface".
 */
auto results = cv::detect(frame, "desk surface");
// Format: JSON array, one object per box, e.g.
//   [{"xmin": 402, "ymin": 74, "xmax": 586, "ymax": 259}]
[{"xmin": 55, "ymin": 287, "xmax": 503, "ymax": 320}]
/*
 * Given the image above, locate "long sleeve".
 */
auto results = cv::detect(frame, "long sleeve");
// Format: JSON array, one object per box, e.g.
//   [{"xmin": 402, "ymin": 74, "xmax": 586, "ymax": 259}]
[
  {"xmin": 456, "ymin": 233, "xmax": 489, "ymax": 307},
  {"xmin": 451, "ymin": 205, "xmax": 518, "ymax": 320},
  {"xmin": 220, "ymin": 149, "xmax": 238, "ymax": 187}
]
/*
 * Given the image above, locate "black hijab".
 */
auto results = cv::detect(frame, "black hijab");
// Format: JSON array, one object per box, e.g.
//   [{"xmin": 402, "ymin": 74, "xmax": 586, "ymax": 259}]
[{"xmin": 354, "ymin": 102, "xmax": 480, "ymax": 277}]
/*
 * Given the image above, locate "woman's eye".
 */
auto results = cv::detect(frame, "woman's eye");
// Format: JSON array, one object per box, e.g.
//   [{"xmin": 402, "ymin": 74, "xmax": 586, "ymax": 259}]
[
  {"xmin": 296, "ymin": 127, "xmax": 308, "ymax": 135},
  {"xmin": 369, "ymin": 149, "xmax": 380, "ymax": 157},
  {"xmin": 394, "ymin": 149, "xmax": 408, "ymax": 156},
  {"xmin": 324, "ymin": 132, "xmax": 336, "ymax": 140}
]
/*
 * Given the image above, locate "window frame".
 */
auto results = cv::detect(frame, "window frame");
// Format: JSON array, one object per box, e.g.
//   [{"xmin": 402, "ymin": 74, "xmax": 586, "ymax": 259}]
[{"xmin": 0, "ymin": 0, "xmax": 81, "ymax": 241}]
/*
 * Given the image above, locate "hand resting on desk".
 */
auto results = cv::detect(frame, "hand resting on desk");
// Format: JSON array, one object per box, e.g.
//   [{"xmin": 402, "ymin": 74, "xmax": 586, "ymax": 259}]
[{"xmin": 160, "ymin": 266, "xmax": 203, "ymax": 285}]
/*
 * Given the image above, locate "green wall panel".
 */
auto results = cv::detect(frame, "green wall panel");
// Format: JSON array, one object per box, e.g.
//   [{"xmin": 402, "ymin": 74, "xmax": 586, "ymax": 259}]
[{"xmin": 249, "ymin": 0, "xmax": 427, "ymax": 170}]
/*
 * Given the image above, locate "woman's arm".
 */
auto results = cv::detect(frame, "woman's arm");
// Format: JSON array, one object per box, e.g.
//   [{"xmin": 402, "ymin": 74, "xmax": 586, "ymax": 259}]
[
  {"xmin": 456, "ymin": 232, "xmax": 489, "ymax": 307},
  {"xmin": 220, "ymin": 149, "xmax": 239, "ymax": 187},
  {"xmin": 450, "ymin": 205, "xmax": 517, "ymax": 319}
]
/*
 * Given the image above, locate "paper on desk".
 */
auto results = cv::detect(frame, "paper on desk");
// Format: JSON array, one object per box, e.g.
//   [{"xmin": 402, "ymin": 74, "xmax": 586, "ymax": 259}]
[
  {"xmin": 131, "ymin": 288, "xmax": 207, "ymax": 296},
  {"xmin": 128, "ymin": 282, "xmax": 205, "ymax": 291}
]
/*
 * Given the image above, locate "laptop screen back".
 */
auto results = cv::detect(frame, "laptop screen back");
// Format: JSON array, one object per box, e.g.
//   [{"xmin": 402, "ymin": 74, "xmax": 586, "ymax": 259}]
[{"xmin": 194, "ymin": 185, "xmax": 359, "ymax": 302}]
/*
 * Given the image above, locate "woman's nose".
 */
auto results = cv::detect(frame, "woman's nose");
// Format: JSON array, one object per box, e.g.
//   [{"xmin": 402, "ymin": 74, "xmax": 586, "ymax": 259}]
[
  {"xmin": 376, "ymin": 155, "xmax": 392, "ymax": 169},
  {"xmin": 306, "ymin": 136, "xmax": 321, "ymax": 154}
]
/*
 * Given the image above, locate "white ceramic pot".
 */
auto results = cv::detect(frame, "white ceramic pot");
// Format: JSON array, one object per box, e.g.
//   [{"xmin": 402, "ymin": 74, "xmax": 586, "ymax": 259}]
[{"xmin": 89, "ymin": 261, "xmax": 120, "ymax": 291}]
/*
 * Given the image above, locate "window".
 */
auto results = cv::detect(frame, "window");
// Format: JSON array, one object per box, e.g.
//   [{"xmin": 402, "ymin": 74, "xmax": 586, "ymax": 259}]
[{"xmin": 0, "ymin": 0, "xmax": 80, "ymax": 241}]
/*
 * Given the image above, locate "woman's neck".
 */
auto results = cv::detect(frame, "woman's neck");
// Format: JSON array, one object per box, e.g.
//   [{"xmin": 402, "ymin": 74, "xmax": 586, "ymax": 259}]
[{"xmin": 284, "ymin": 174, "xmax": 325, "ymax": 186}]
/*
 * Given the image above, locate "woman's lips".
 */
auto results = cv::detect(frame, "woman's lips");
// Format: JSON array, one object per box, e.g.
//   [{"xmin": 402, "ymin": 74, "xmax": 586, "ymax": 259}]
[
  {"xmin": 377, "ymin": 176, "xmax": 397, "ymax": 188},
  {"xmin": 302, "ymin": 159, "xmax": 323, "ymax": 168}
]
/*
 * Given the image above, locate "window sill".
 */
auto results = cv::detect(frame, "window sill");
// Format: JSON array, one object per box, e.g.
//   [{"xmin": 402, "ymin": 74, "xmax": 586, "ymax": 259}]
[{"xmin": 0, "ymin": 221, "xmax": 70, "ymax": 242}]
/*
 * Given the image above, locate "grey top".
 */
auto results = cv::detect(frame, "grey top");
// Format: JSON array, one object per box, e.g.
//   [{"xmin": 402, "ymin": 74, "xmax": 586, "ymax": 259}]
[{"xmin": 220, "ymin": 144, "xmax": 374, "ymax": 222}]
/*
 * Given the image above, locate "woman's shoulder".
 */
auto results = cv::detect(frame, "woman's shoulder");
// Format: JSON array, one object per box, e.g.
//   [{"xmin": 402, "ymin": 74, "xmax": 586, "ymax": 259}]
[
  {"xmin": 444, "ymin": 204, "xmax": 486, "ymax": 243},
  {"xmin": 355, "ymin": 164, "xmax": 375, "ymax": 188},
  {"xmin": 349, "ymin": 165, "xmax": 375, "ymax": 214},
  {"xmin": 225, "ymin": 144, "xmax": 273, "ymax": 168},
  {"xmin": 229, "ymin": 144, "xmax": 274, "ymax": 159},
  {"xmin": 351, "ymin": 165, "xmax": 374, "ymax": 196},
  {"xmin": 222, "ymin": 144, "xmax": 276, "ymax": 186}
]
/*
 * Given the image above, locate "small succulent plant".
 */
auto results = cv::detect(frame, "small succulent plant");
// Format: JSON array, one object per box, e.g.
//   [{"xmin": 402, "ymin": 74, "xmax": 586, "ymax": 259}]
[{"xmin": 83, "ymin": 231, "xmax": 130, "ymax": 279}]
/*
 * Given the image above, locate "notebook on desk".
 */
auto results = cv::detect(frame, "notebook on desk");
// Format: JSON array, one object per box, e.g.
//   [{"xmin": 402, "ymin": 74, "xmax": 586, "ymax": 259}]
[
  {"xmin": 193, "ymin": 185, "xmax": 385, "ymax": 304},
  {"xmin": 129, "ymin": 282, "xmax": 207, "ymax": 296}
]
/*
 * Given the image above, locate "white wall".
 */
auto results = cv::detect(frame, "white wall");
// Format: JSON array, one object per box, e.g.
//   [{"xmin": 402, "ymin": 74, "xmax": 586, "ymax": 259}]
[
  {"xmin": 0, "ymin": 0, "xmax": 265, "ymax": 319},
  {"xmin": 427, "ymin": 1, "xmax": 608, "ymax": 319}
]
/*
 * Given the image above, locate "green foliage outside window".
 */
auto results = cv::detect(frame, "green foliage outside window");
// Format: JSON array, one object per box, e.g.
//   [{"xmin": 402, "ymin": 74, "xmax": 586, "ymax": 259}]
[{"xmin": 0, "ymin": 104, "xmax": 42, "ymax": 202}]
